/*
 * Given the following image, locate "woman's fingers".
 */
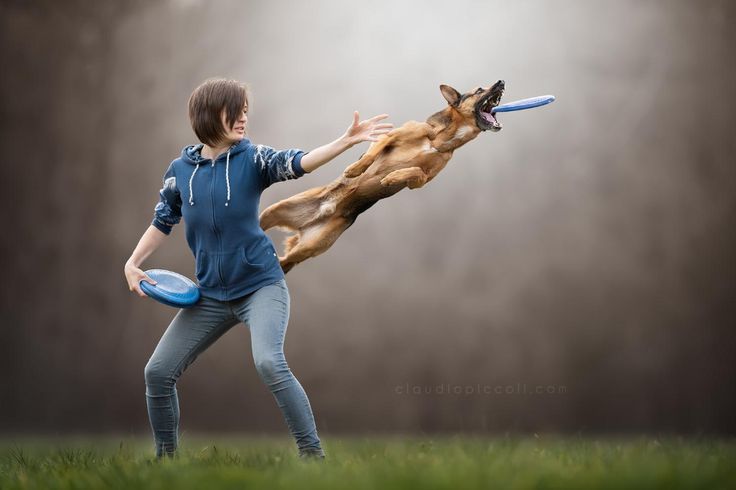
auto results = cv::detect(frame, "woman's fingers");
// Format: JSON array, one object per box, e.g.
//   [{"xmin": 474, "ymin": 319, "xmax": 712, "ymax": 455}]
[
  {"xmin": 347, "ymin": 112, "xmax": 393, "ymax": 144},
  {"xmin": 138, "ymin": 274, "xmax": 156, "ymax": 298},
  {"xmin": 129, "ymin": 279, "xmax": 146, "ymax": 297},
  {"xmin": 137, "ymin": 279, "xmax": 155, "ymax": 297},
  {"xmin": 354, "ymin": 114, "xmax": 391, "ymax": 126},
  {"xmin": 124, "ymin": 263, "xmax": 154, "ymax": 298},
  {"xmin": 369, "ymin": 113, "xmax": 389, "ymax": 122}
]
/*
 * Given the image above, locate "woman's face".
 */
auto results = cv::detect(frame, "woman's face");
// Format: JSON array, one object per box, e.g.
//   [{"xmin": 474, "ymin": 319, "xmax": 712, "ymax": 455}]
[{"xmin": 219, "ymin": 102, "xmax": 248, "ymax": 144}]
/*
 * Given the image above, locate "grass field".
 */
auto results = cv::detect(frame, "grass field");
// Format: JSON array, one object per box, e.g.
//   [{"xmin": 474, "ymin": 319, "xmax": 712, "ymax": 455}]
[{"xmin": 1, "ymin": 435, "xmax": 734, "ymax": 489}]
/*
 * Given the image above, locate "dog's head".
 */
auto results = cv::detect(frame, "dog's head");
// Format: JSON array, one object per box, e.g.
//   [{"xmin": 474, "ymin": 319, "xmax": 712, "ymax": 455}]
[{"xmin": 440, "ymin": 80, "xmax": 505, "ymax": 132}]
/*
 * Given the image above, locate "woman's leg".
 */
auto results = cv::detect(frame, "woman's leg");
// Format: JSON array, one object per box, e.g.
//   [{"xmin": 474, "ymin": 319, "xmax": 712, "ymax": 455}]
[
  {"xmin": 144, "ymin": 296, "xmax": 238, "ymax": 458},
  {"xmin": 231, "ymin": 279, "xmax": 324, "ymax": 457}
]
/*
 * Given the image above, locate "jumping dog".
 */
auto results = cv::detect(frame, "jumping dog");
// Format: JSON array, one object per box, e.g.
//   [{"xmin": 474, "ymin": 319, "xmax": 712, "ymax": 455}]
[{"xmin": 259, "ymin": 80, "xmax": 506, "ymax": 273}]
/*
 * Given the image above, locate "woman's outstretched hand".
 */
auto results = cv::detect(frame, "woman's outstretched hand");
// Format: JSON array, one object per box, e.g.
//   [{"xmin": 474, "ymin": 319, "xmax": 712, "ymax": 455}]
[
  {"xmin": 300, "ymin": 113, "xmax": 395, "ymax": 173},
  {"xmin": 342, "ymin": 112, "xmax": 394, "ymax": 146}
]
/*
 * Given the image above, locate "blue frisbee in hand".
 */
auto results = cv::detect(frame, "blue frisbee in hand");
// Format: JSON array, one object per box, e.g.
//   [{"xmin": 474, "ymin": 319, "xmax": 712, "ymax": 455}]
[
  {"xmin": 492, "ymin": 95, "xmax": 555, "ymax": 113},
  {"xmin": 140, "ymin": 269, "xmax": 200, "ymax": 308}
]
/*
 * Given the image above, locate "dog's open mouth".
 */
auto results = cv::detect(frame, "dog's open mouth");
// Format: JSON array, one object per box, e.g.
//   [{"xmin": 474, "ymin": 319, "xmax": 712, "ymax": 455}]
[{"xmin": 476, "ymin": 81, "xmax": 505, "ymax": 132}]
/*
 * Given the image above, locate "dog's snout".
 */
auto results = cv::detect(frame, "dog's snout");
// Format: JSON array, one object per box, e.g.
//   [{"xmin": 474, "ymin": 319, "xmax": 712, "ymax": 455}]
[{"xmin": 496, "ymin": 80, "xmax": 505, "ymax": 89}]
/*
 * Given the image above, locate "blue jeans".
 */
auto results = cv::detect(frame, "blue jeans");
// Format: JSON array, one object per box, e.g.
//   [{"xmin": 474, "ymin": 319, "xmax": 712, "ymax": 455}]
[{"xmin": 144, "ymin": 278, "xmax": 323, "ymax": 458}]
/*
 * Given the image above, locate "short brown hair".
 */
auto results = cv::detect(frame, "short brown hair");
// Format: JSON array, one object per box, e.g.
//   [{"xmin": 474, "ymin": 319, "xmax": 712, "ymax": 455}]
[{"xmin": 188, "ymin": 78, "xmax": 250, "ymax": 146}]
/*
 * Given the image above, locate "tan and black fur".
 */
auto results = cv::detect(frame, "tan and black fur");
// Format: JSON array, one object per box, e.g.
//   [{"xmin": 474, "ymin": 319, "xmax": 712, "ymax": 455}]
[{"xmin": 260, "ymin": 80, "xmax": 506, "ymax": 273}]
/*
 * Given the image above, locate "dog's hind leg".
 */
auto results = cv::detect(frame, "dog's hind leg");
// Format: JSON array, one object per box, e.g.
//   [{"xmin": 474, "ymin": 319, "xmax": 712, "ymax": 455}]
[
  {"xmin": 279, "ymin": 217, "xmax": 352, "ymax": 273},
  {"xmin": 259, "ymin": 187, "xmax": 325, "ymax": 231},
  {"xmin": 283, "ymin": 233, "xmax": 301, "ymax": 255},
  {"xmin": 379, "ymin": 167, "xmax": 428, "ymax": 189}
]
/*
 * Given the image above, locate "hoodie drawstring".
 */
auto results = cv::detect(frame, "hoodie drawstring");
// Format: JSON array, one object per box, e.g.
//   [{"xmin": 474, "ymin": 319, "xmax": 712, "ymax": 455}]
[
  {"xmin": 225, "ymin": 148, "xmax": 231, "ymax": 206},
  {"xmin": 189, "ymin": 163, "xmax": 200, "ymax": 206},
  {"xmin": 188, "ymin": 147, "xmax": 232, "ymax": 207}
]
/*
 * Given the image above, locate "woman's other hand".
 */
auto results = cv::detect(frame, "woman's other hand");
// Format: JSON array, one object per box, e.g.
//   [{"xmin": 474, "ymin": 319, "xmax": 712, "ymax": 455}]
[{"xmin": 124, "ymin": 261, "xmax": 157, "ymax": 298}]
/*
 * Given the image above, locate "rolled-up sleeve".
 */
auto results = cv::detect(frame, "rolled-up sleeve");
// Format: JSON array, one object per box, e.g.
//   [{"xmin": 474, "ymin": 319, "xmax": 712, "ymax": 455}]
[
  {"xmin": 151, "ymin": 161, "xmax": 182, "ymax": 235},
  {"xmin": 253, "ymin": 144, "xmax": 309, "ymax": 189}
]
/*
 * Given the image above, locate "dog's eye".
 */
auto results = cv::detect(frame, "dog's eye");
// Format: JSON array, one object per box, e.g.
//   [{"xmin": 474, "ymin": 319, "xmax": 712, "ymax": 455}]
[{"xmin": 475, "ymin": 88, "xmax": 483, "ymax": 94}]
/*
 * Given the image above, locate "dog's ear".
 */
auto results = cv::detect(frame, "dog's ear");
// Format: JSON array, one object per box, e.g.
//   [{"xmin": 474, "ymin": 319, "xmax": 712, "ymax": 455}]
[{"xmin": 440, "ymin": 84, "xmax": 461, "ymax": 107}]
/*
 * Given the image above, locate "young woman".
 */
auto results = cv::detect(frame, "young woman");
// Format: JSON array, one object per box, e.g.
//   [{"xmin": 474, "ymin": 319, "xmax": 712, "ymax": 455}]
[{"xmin": 123, "ymin": 78, "xmax": 392, "ymax": 459}]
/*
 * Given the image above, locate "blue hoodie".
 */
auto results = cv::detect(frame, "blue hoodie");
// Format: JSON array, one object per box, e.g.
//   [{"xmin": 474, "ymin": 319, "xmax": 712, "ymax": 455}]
[{"xmin": 151, "ymin": 138, "xmax": 308, "ymax": 301}]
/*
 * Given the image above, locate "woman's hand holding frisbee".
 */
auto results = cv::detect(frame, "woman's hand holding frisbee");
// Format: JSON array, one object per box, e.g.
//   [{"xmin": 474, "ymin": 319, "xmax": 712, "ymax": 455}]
[{"xmin": 125, "ymin": 261, "xmax": 157, "ymax": 298}]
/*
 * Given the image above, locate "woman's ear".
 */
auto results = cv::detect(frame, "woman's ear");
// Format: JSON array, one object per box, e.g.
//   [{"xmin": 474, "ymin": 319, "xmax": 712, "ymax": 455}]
[{"xmin": 440, "ymin": 84, "xmax": 461, "ymax": 107}]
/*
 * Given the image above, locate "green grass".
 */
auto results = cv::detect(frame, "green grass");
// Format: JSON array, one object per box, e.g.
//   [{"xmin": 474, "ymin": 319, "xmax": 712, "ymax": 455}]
[{"xmin": 1, "ymin": 435, "xmax": 734, "ymax": 489}]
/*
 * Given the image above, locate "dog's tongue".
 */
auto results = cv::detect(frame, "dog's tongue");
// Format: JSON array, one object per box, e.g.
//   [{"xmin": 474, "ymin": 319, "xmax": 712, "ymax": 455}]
[{"xmin": 481, "ymin": 110, "xmax": 497, "ymax": 124}]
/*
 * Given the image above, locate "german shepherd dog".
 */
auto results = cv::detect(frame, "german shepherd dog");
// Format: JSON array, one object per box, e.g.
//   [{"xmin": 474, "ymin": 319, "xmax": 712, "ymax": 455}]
[{"xmin": 260, "ymin": 80, "xmax": 506, "ymax": 273}]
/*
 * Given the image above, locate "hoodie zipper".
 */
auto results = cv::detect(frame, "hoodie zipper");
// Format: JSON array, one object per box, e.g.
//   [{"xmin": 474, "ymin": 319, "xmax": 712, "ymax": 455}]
[{"xmin": 210, "ymin": 158, "xmax": 226, "ymax": 290}]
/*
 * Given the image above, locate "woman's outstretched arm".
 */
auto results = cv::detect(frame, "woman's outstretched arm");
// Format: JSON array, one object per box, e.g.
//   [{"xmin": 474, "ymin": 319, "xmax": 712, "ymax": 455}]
[
  {"xmin": 124, "ymin": 225, "xmax": 167, "ymax": 297},
  {"xmin": 300, "ymin": 111, "xmax": 393, "ymax": 173}
]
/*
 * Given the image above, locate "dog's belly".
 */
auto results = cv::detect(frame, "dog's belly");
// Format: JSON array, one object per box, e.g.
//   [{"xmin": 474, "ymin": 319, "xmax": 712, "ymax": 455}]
[{"xmin": 345, "ymin": 197, "xmax": 379, "ymax": 220}]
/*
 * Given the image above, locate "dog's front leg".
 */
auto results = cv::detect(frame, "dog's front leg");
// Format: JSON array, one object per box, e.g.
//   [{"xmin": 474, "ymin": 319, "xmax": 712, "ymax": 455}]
[
  {"xmin": 380, "ymin": 167, "xmax": 428, "ymax": 189},
  {"xmin": 343, "ymin": 150, "xmax": 378, "ymax": 178},
  {"xmin": 344, "ymin": 135, "xmax": 395, "ymax": 178}
]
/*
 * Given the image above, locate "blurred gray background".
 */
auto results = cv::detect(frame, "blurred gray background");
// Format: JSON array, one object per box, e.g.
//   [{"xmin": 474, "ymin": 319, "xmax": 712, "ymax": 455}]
[{"xmin": 1, "ymin": 0, "xmax": 734, "ymax": 436}]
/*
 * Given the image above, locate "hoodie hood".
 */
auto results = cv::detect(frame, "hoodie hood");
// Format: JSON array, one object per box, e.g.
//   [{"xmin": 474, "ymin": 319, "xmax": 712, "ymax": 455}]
[{"xmin": 181, "ymin": 138, "xmax": 250, "ymax": 208}]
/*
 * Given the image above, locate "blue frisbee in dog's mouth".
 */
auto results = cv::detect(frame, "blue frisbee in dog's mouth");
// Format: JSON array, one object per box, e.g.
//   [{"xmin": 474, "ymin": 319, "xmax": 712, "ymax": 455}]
[{"xmin": 492, "ymin": 95, "xmax": 556, "ymax": 113}]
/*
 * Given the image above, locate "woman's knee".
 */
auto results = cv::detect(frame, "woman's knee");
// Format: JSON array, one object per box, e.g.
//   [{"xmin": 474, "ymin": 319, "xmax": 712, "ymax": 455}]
[
  {"xmin": 144, "ymin": 357, "xmax": 176, "ymax": 391},
  {"xmin": 254, "ymin": 354, "xmax": 290, "ymax": 385}
]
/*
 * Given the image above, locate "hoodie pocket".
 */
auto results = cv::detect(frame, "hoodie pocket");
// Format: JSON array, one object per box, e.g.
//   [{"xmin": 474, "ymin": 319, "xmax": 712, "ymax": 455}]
[
  {"xmin": 241, "ymin": 243, "xmax": 267, "ymax": 267},
  {"xmin": 197, "ymin": 245, "xmax": 263, "ymax": 287},
  {"xmin": 195, "ymin": 251, "xmax": 219, "ymax": 288}
]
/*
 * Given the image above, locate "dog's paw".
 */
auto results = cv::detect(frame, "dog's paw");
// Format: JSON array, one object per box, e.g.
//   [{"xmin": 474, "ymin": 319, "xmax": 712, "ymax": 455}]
[
  {"xmin": 406, "ymin": 177, "xmax": 426, "ymax": 189},
  {"xmin": 343, "ymin": 166, "xmax": 363, "ymax": 178},
  {"xmin": 379, "ymin": 176, "xmax": 397, "ymax": 187}
]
